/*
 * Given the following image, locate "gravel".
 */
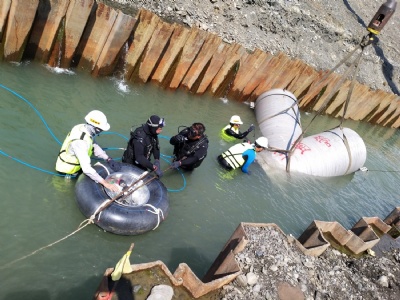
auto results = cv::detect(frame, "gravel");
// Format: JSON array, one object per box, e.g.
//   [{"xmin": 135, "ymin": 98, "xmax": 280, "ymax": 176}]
[
  {"xmin": 100, "ymin": 0, "xmax": 400, "ymax": 95},
  {"xmin": 219, "ymin": 225, "xmax": 400, "ymax": 300}
]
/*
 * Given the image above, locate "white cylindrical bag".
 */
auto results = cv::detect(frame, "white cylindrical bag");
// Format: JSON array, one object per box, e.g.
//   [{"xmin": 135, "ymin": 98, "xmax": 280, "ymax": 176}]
[
  {"xmin": 255, "ymin": 89, "xmax": 302, "ymax": 150},
  {"xmin": 255, "ymin": 89, "xmax": 367, "ymax": 177}
]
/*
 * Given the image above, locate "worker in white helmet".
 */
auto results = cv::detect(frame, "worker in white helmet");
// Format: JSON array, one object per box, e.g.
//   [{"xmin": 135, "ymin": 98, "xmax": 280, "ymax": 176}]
[
  {"xmin": 56, "ymin": 110, "xmax": 120, "ymax": 192},
  {"xmin": 220, "ymin": 115, "xmax": 255, "ymax": 142},
  {"xmin": 217, "ymin": 137, "xmax": 269, "ymax": 174}
]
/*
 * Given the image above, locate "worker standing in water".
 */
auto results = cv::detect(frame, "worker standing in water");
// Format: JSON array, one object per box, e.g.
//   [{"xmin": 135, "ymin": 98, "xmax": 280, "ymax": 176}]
[
  {"xmin": 217, "ymin": 137, "xmax": 269, "ymax": 175},
  {"xmin": 56, "ymin": 110, "xmax": 120, "ymax": 192},
  {"xmin": 220, "ymin": 115, "xmax": 255, "ymax": 142},
  {"xmin": 122, "ymin": 115, "xmax": 165, "ymax": 178}
]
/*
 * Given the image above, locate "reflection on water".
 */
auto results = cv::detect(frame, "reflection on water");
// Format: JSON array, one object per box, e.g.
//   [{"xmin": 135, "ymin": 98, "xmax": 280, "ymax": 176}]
[{"xmin": 0, "ymin": 62, "xmax": 399, "ymax": 299}]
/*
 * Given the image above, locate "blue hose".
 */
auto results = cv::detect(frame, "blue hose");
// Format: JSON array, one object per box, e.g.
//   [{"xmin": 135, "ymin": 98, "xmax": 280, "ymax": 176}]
[{"xmin": 0, "ymin": 83, "xmax": 186, "ymax": 191}]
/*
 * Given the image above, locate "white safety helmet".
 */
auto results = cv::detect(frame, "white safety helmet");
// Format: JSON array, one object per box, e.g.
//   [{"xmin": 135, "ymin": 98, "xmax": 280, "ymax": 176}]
[
  {"xmin": 85, "ymin": 110, "xmax": 110, "ymax": 131},
  {"xmin": 230, "ymin": 115, "xmax": 243, "ymax": 125},
  {"xmin": 255, "ymin": 137, "xmax": 269, "ymax": 149}
]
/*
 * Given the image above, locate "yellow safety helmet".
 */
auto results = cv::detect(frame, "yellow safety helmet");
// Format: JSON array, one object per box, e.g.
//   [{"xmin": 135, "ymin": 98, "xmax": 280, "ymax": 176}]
[
  {"xmin": 85, "ymin": 110, "xmax": 110, "ymax": 131},
  {"xmin": 229, "ymin": 115, "xmax": 243, "ymax": 125}
]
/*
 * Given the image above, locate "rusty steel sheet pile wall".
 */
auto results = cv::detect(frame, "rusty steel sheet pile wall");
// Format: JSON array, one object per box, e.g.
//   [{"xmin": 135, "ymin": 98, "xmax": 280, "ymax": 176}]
[{"xmin": 1, "ymin": 0, "xmax": 399, "ymax": 128}]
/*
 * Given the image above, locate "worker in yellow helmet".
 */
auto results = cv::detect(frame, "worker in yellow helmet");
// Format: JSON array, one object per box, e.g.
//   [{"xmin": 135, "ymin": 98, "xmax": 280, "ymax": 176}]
[
  {"xmin": 56, "ymin": 110, "xmax": 120, "ymax": 192},
  {"xmin": 220, "ymin": 115, "xmax": 255, "ymax": 142}
]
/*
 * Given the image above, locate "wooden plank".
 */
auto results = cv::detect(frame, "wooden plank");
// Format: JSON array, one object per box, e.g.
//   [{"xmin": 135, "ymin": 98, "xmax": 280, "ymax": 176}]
[
  {"xmin": 366, "ymin": 92, "xmax": 397, "ymax": 124},
  {"xmin": 0, "ymin": 0, "xmax": 11, "ymax": 42},
  {"xmin": 375, "ymin": 92, "xmax": 400, "ymax": 124},
  {"xmin": 125, "ymin": 9, "xmax": 160, "ymax": 81},
  {"xmin": 138, "ymin": 21, "xmax": 175, "ymax": 83},
  {"xmin": 181, "ymin": 34, "xmax": 222, "ymax": 91},
  {"xmin": 3, "ymin": 0, "xmax": 39, "ymax": 62},
  {"xmin": 324, "ymin": 80, "xmax": 352, "ymax": 116},
  {"xmin": 77, "ymin": 3, "xmax": 118, "ymax": 71},
  {"xmin": 209, "ymin": 43, "xmax": 246, "ymax": 95},
  {"xmin": 298, "ymin": 71, "xmax": 336, "ymax": 108},
  {"xmin": 251, "ymin": 52, "xmax": 292, "ymax": 101},
  {"xmin": 25, "ymin": 0, "xmax": 69, "ymax": 62},
  {"xmin": 287, "ymin": 64, "xmax": 318, "ymax": 98},
  {"xmin": 196, "ymin": 43, "xmax": 229, "ymax": 94},
  {"xmin": 58, "ymin": 0, "xmax": 94, "ymax": 68},
  {"xmin": 151, "ymin": 25, "xmax": 190, "ymax": 84},
  {"xmin": 311, "ymin": 73, "xmax": 344, "ymax": 112},
  {"xmin": 169, "ymin": 27, "xmax": 207, "ymax": 89},
  {"xmin": 237, "ymin": 51, "xmax": 274, "ymax": 102},
  {"xmin": 389, "ymin": 98, "xmax": 400, "ymax": 128},
  {"xmin": 383, "ymin": 100, "xmax": 400, "ymax": 127},
  {"xmin": 93, "ymin": 11, "xmax": 137, "ymax": 76},
  {"xmin": 227, "ymin": 48, "xmax": 269, "ymax": 101},
  {"xmin": 270, "ymin": 58, "xmax": 303, "ymax": 90}
]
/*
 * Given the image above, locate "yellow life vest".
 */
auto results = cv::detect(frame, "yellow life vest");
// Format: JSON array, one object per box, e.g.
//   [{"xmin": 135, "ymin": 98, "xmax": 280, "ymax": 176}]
[
  {"xmin": 220, "ymin": 124, "xmax": 239, "ymax": 142},
  {"xmin": 221, "ymin": 142, "xmax": 253, "ymax": 169},
  {"xmin": 55, "ymin": 124, "xmax": 93, "ymax": 174}
]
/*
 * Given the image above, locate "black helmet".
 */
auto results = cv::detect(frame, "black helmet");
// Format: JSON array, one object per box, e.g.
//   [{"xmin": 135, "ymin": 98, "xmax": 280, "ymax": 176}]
[{"xmin": 147, "ymin": 115, "xmax": 165, "ymax": 128}]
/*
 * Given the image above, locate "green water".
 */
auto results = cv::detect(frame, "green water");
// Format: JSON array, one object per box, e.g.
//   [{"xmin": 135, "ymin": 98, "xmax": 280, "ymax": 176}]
[{"xmin": 0, "ymin": 62, "xmax": 399, "ymax": 299}]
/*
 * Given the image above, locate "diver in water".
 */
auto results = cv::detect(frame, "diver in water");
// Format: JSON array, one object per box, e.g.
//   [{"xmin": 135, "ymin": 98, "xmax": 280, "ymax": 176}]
[
  {"xmin": 122, "ymin": 115, "xmax": 164, "ymax": 177},
  {"xmin": 169, "ymin": 123, "xmax": 209, "ymax": 171},
  {"xmin": 56, "ymin": 110, "xmax": 120, "ymax": 192}
]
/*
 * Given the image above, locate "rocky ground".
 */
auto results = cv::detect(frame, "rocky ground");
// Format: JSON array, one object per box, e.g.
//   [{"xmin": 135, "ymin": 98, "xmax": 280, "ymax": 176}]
[
  {"xmin": 100, "ymin": 1, "xmax": 400, "ymax": 299},
  {"xmin": 101, "ymin": 0, "xmax": 400, "ymax": 95},
  {"xmin": 219, "ymin": 225, "xmax": 400, "ymax": 300}
]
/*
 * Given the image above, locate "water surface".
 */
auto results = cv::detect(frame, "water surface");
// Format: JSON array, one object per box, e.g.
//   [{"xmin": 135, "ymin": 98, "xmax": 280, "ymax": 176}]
[{"xmin": 0, "ymin": 62, "xmax": 399, "ymax": 299}]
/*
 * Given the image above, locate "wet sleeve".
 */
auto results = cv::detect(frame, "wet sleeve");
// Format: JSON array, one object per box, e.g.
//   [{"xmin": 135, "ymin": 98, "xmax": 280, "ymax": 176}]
[
  {"xmin": 241, "ymin": 149, "xmax": 255, "ymax": 173},
  {"xmin": 153, "ymin": 139, "xmax": 160, "ymax": 160},
  {"xmin": 169, "ymin": 135, "xmax": 179, "ymax": 145},
  {"xmin": 70, "ymin": 140, "xmax": 104, "ymax": 182},
  {"xmin": 225, "ymin": 128, "xmax": 249, "ymax": 139},
  {"xmin": 93, "ymin": 143, "xmax": 109, "ymax": 160},
  {"xmin": 180, "ymin": 142, "xmax": 208, "ymax": 167},
  {"xmin": 133, "ymin": 138, "xmax": 154, "ymax": 170}
]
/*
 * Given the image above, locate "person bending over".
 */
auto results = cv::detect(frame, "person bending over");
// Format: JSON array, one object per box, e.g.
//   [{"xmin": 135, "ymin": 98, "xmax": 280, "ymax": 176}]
[
  {"xmin": 217, "ymin": 137, "xmax": 268, "ymax": 175},
  {"xmin": 56, "ymin": 110, "xmax": 120, "ymax": 192}
]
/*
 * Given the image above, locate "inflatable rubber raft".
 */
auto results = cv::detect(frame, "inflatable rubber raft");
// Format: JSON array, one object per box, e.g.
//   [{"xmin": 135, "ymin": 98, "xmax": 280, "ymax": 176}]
[{"xmin": 75, "ymin": 162, "xmax": 169, "ymax": 235}]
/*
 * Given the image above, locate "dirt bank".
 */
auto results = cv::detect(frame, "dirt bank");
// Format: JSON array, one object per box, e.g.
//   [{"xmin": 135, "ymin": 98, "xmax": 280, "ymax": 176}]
[{"xmin": 101, "ymin": 0, "xmax": 400, "ymax": 96}]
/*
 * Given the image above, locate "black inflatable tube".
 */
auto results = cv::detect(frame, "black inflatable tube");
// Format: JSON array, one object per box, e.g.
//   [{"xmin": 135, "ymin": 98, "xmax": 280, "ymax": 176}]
[{"xmin": 75, "ymin": 162, "xmax": 169, "ymax": 235}]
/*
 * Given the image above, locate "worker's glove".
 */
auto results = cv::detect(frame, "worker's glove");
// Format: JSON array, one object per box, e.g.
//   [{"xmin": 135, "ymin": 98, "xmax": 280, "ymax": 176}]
[
  {"xmin": 154, "ymin": 159, "xmax": 160, "ymax": 170},
  {"xmin": 247, "ymin": 124, "xmax": 255, "ymax": 132},
  {"xmin": 175, "ymin": 135, "xmax": 185, "ymax": 143},
  {"xmin": 107, "ymin": 158, "xmax": 121, "ymax": 172},
  {"xmin": 153, "ymin": 160, "xmax": 163, "ymax": 178},
  {"xmin": 171, "ymin": 161, "xmax": 181, "ymax": 169},
  {"xmin": 154, "ymin": 167, "xmax": 163, "ymax": 178}
]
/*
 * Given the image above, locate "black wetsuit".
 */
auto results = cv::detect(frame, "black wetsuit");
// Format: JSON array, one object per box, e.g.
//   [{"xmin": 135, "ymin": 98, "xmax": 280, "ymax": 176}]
[
  {"xmin": 170, "ymin": 128, "xmax": 208, "ymax": 170},
  {"xmin": 122, "ymin": 124, "xmax": 160, "ymax": 171}
]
